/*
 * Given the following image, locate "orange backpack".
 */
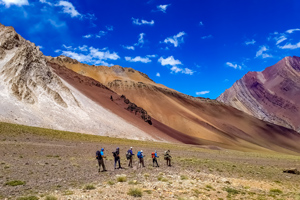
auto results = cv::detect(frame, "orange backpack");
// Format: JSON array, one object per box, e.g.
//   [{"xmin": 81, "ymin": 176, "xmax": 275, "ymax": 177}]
[{"xmin": 151, "ymin": 152, "xmax": 155, "ymax": 158}]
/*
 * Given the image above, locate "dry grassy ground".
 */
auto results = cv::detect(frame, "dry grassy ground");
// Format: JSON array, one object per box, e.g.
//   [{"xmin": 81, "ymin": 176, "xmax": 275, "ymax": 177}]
[{"xmin": 1, "ymin": 122, "xmax": 300, "ymax": 200}]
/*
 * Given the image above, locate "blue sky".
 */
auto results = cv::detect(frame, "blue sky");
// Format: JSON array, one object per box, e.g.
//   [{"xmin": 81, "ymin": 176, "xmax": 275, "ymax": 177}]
[{"xmin": 1, "ymin": 0, "xmax": 300, "ymax": 99}]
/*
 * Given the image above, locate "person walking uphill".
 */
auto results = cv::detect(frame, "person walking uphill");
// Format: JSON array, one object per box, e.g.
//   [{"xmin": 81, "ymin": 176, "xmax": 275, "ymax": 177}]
[
  {"xmin": 164, "ymin": 150, "xmax": 172, "ymax": 167},
  {"xmin": 127, "ymin": 147, "xmax": 134, "ymax": 168},
  {"xmin": 96, "ymin": 148, "xmax": 107, "ymax": 172},
  {"xmin": 137, "ymin": 150, "xmax": 145, "ymax": 168},
  {"xmin": 152, "ymin": 150, "xmax": 159, "ymax": 167},
  {"xmin": 113, "ymin": 147, "xmax": 122, "ymax": 169}
]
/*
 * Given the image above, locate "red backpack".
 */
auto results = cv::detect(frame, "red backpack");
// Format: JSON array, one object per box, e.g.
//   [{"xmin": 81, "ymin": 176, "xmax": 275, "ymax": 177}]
[{"xmin": 151, "ymin": 152, "xmax": 155, "ymax": 158}]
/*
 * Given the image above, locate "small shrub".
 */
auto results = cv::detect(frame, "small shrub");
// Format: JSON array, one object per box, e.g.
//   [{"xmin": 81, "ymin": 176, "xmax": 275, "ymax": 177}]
[
  {"xmin": 223, "ymin": 187, "xmax": 239, "ymax": 195},
  {"xmin": 206, "ymin": 185, "xmax": 214, "ymax": 189},
  {"xmin": 144, "ymin": 173, "xmax": 150, "ymax": 179},
  {"xmin": 180, "ymin": 175, "xmax": 188, "ymax": 180},
  {"xmin": 157, "ymin": 176, "xmax": 163, "ymax": 181},
  {"xmin": 5, "ymin": 180, "xmax": 26, "ymax": 186},
  {"xmin": 128, "ymin": 180, "xmax": 138, "ymax": 185},
  {"xmin": 117, "ymin": 176, "xmax": 127, "ymax": 182},
  {"xmin": 269, "ymin": 188, "xmax": 283, "ymax": 194},
  {"xmin": 63, "ymin": 190, "xmax": 74, "ymax": 196},
  {"xmin": 84, "ymin": 184, "xmax": 96, "ymax": 190},
  {"xmin": 144, "ymin": 190, "xmax": 152, "ymax": 194},
  {"xmin": 128, "ymin": 188, "xmax": 142, "ymax": 197},
  {"xmin": 45, "ymin": 196, "xmax": 57, "ymax": 200},
  {"xmin": 107, "ymin": 180, "xmax": 114, "ymax": 185},
  {"xmin": 16, "ymin": 196, "xmax": 39, "ymax": 200}
]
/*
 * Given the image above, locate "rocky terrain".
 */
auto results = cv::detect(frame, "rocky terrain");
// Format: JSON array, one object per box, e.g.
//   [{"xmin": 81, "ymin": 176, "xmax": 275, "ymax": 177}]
[
  {"xmin": 217, "ymin": 56, "xmax": 300, "ymax": 133},
  {"xmin": 1, "ymin": 122, "xmax": 300, "ymax": 200}
]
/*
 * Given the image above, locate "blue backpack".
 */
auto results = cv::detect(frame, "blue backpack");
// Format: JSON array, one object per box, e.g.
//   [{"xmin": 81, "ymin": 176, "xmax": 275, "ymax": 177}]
[{"xmin": 137, "ymin": 151, "xmax": 142, "ymax": 158}]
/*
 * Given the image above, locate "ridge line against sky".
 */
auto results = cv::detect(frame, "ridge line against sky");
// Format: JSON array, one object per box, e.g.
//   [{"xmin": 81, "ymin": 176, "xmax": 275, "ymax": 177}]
[{"xmin": 1, "ymin": 0, "xmax": 300, "ymax": 99}]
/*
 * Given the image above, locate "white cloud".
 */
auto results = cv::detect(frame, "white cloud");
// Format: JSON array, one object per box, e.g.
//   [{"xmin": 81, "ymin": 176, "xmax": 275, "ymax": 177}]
[
  {"xmin": 132, "ymin": 18, "xmax": 154, "ymax": 26},
  {"xmin": 201, "ymin": 35, "xmax": 213, "ymax": 39},
  {"xmin": 199, "ymin": 21, "xmax": 204, "ymax": 26},
  {"xmin": 47, "ymin": 19, "xmax": 66, "ymax": 28},
  {"xmin": 158, "ymin": 56, "xmax": 182, "ymax": 66},
  {"xmin": 146, "ymin": 54, "xmax": 156, "ymax": 58},
  {"xmin": 156, "ymin": 72, "xmax": 160, "ymax": 77},
  {"xmin": 278, "ymin": 42, "xmax": 300, "ymax": 50},
  {"xmin": 56, "ymin": 1, "xmax": 81, "ymax": 18},
  {"xmin": 106, "ymin": 25, "xmax": 113, "ymax": 31},
  {"xmin": 245, "ymin": 39, "xmax": 256, "ymax": 45},
  {"xmin": 122, "ymin": 45, "xmax": 135, "ymax": 50},
  {"xmin": 54, "ymin": 49, "xmax": 61, "ymax": 53},
  {"xmin": 0, "ymin": 0, "xmax": 28, "ymax": 7},
  {"xmin": 59, "ymin": 45, "xmax": 120, "ymax": 66},
  {"xmin": 96, "ymin": 31, "xmax": 107, "ymax": 38},
  {"xmin": 39, "ymin": 0, "xmax": 52, "ymax": 6},
  {"xmin": 158, "ymin": 56, "xmax": 194, "ymax": 75},
  {"xmin": 125, "ymin": 56, "xmax": 152, "ymax": 63},
  {"xmin": 275, "ymin": 35, "xmax": 287, "ymax": 45},
  {"xmin": 163, "ymin": 31, "xmax": 186, "ymax": 47},
  {"xmin": 134, "ymin": 33, "xmax": 145, "ymax": 47},
  {"xmin": 83, "ymin": 34, "xmax": 92, "ymax": 38},
  {"xmin": 255, "ymin": 45, "xmax": 272, "ymax": 58},
  {"xmin": 286, "ymin": 28, "xmax": 300, "ymax": 34},
  {"xmin": 226, "ymin": 62, "xmax": 242, "ymax": 70},
  {"xmin": 37, "ymin": 45, "xmax": 43, "ymax": 49},
  {"xmin": 157, "ymin": 4, "xmax": 170, "ymax": 13},
  {"xmin": 196, "ymin": 91, "xmax": 210, "ymax": 95}
]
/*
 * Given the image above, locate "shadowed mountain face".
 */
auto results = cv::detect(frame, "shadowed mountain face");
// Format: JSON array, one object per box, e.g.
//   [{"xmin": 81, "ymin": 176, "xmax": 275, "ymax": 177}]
[
  {"xmin": 217, "ymin": 56, "xmax": 300, "ymax": 133},
  {"xmin": 48, "ymin": 55, "xmax": 300, "ymax": 154}
]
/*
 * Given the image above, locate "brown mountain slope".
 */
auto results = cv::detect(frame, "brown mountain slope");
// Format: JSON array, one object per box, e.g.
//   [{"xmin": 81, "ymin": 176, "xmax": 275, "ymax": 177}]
[
  {"xmin": 217, "ymin": 56, "xmax": 300, "ymax": 132},
  {"xmin": 48, "ymin": 56, "xmax": 300, "ymax": 154}
]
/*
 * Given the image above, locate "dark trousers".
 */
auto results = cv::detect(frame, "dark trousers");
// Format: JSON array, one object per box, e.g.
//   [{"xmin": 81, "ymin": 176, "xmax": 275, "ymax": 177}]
[
  {"xmin": 98, "ymin": 159, "xmax": 106, "ymax": 171},
  {"xmin": 138, "ymin": 158, "xmax": 145, "ymax": 168},
  {"xmin": 153, "ymin": 157, "xmax": 159, "ymax": 167},
  {"xmin": 166, "ymin": 158, "xmax": 171, "ymax": 166},
  {"xmin": 114, "ymin": 157, "xmax": 121, "ymax": 169},
  {"xmin": 128, "ymin": 156, "xmax": 133, "ymax": 167}
]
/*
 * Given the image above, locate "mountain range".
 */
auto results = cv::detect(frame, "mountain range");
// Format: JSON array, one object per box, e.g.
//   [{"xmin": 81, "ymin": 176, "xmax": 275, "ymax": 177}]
[{"xmin": 1, "ymin": 23, "xmax": 300, "ymax": 154}]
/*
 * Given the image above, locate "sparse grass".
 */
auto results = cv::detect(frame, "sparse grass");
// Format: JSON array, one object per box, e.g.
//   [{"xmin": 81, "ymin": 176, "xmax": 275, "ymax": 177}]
[
  {"xmin": 144, "ymin": 173, "xmax": 150, "ymax": 179},
  {"xmin": 144, "ymin": 189, "xmax": 152, "ymax": 194},
  {"xmin": 84, "ymin": 184, "xmax": 96, "ymax": 190},
  {"xmin": 180, "ymin": 175, "xmax": 188, "ymax": 180},
  {"xmin": 223, "ymin": 187, "xmax": 240, "ymax": 196},
  {"xmin": 269, "ymin": 188, "xmax": 283, "ymax": 194},
  {"xmin": 45, "ymin": 195, "xmax": 57, "ymax": 200},
  {"xmin": 128, "ymin": 180, "xmax": 138, "ymax": 185},
  {"xmin": 107, "ymin": 180, "xmax": 114, "ymax": 185},
  {"xmin": 63, "ymin": 190, "xmax": 74, "ymax": 196},
  {"xmin": 206, "ymin": 185, "xmax": 214, "ymax": 190},
  {"xmin": 128, "ymin": 188, "xmax": 142, "ymax": 197},
  {"xmin": 5, "ymin": 180, "xmax": 26, "ymax": 186},
  {"xmin": 16, "ymin": 196, "xmax": 39, "ymax": 200},
  {"xmin": 117, "ymin": 176, "xmax": 127, "ymax": 182},
  {"xmin": 157, "ymin": 176, "xmax": 163, "ymax": 181}
]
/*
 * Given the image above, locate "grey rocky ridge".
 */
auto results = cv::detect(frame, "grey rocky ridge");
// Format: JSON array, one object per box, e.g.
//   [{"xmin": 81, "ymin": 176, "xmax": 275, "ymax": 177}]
[{"xmin": 0, "ymin": 23, "xmax": 153, "ymax": 140}]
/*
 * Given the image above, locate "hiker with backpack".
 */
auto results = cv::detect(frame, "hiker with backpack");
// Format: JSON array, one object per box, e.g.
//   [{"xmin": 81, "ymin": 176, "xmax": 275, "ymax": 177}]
[
  {"xmin": 113, "ymin": 147, "xmax": 122, "ymax": 170},
  {"xmin": 96, "ymin": 148, "xmax": 107, "ymax": 172},
  {"xmin": 164, "ymin": 150, "xmax": 172, "ymax": 167},
  {"xmin": 137, "ymin": 150, "xmax": 145, "ymax": 168},
  {"xmin": 127, "ymin": 147, "xmax": 134, "ymax": 168},
  {"xmin": 152, "ymin": 150, "xmax": 159, "ymax": 167}
]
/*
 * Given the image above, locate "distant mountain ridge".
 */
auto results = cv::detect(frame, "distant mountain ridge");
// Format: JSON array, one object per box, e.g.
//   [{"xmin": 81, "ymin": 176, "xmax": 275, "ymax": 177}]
[{"xmin": 217, "ymin": 56, "xmax": 300, "ymax": 132}]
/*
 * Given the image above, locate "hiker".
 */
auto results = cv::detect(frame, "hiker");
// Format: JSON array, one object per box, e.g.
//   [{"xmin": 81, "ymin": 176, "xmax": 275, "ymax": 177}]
[
  {"xmin": 113, "ymin": 147, "xmax": 122, "ymax": 169},
  {"xmin": 96, "ymin": 148, "xmax": 107, "ymax": 172},
  {"xmin": 127, "ymin": 147, "xmax": 134, "ymax": 168},
  {"xmin": 152, "ymin": 150, "xmax": 159, "ymax": 167},
  {"xmin": 164, "ymin": 150, "xmax": 172, "ymax": 167},
  {"xmin": 137, "ymin": 150, "xmax": 145, "ymax": 168}
]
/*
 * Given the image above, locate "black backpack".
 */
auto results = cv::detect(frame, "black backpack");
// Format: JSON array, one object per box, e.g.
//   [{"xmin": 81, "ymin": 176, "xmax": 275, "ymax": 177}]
[{"xmin": 96, "ymin": 151, "xmax": 102, "ymax": 160}]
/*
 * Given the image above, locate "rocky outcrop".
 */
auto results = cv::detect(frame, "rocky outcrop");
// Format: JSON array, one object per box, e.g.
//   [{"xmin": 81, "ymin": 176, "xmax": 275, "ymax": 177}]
[{"xmin": 217, "ymin": 56, "xmax": 300, "ymax": 132}]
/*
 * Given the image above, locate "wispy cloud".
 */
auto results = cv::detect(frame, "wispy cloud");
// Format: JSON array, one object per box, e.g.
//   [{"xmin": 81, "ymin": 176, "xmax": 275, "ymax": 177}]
[
  {"xmin": 278, "ymin": 42, "xmax": 300, "ymax": 50},
  {"xmin": 275, "ymin": 35, "xmax": 287, "ymax": 45},
  {"xmin": 245, "ymin": 39, "xmax": 256, "ymax": 45},
  {"xmin": 199, "ymin": 21, "xmax": 204, "ymax": 26},
  {"xmin": 156, "ymin": 4, "xmax": 170, "ymax": 13},
  {"xmin": 106, "ymin": 25, "xmax": 113, "ymax": 31},
  {"xmin": 122, "ymin": 45, "xmax": 135, "ymax": 50},
  {"xmin": 226, "ymin": 62, "xmax": 242, "ymax": 70},
  {"xmin": 196, "ymin": 91, "xmax": 210, "ymax": 95},
  {"xmin": 156, "ymin": 72, "xmax": 160, "ymax": 77},
  {"xmin": 158, "ymin": 56, "xmax": 194, "ymax": 75},
  {"xmin": 0, "ymin": 0, "xmax": 29, "ymax": 7},
  {"xmin": 256, "ymin": 45, "xmax": 272, "ymax": 58},
  {"xmin": 134, "ymin": 33, "xmax": 145, "ymax": 47},
  {"xmin": 83, "ymin": 34, "xmax": 92, "ymax": 38},
  {"xmin": 58, "ymin": 44, "xmax": 120, "ymax": 66},
  {"xmin": 96, "ymin": 30, "xmax": 107, "ymax": 38},
  {"xmin": 163, "ymin": 31, "xmax": 186, "ymax": 47},
  {"xmin": 125, "ymin": 56, "xmax": 152, "ymax": 63},
  {"xmin": 132, "ymin": 17, "xmax": 154, "ymax": 26},
  {"xmin": 286, "ymin": 28, "xmax": 300, "ymax": 34},
  {"xmin": 201, "ymin": 35, "xmax": 213, "ymax": 39},
  {"xmin": 56, "ymin": 1, "xmax": 81, "ymax": 18}
]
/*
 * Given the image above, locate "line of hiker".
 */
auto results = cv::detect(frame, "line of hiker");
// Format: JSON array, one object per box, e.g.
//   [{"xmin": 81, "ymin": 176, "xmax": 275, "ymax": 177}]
[{"xmin": 96, "ymin": 147, "xmax": 172, "ymax": 172}]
